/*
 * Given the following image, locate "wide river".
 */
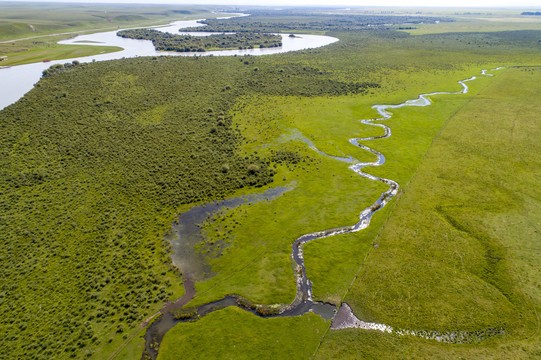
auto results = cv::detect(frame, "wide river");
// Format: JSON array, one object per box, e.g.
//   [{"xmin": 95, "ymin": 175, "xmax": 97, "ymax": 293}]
[{"xmin": 0, "ymin": 18, "xmax": 338, "ymax": 110}]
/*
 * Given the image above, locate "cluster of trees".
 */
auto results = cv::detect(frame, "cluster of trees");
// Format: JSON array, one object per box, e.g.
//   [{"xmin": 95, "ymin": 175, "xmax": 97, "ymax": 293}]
[
  {"xmin": 1, "ymin": 48, "xmax": 380, "ymax": 358},
  {"xmin": 184, "ymin": 11, "xmax": 451, "ymax": 33},
  {"xmin": 117, "ymin": 29, "xmax": 282, "ymax": 52},
  {"xmin": 41, "ymin": 60, "xmax": 81, "ymax": 77}
]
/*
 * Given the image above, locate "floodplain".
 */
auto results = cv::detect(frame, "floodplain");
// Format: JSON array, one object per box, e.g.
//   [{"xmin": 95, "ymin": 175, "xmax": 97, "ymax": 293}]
[{"xmin": 0, "ymin": 4, "xmax": 540, "ymax": 360}]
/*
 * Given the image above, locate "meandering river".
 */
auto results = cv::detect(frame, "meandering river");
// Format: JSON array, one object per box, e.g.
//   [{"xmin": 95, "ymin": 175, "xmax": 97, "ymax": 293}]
[
  {"xmin": 0, "ymin": 17, "xmax": 506, "ymax": 356},
  {"xmin": 139, "ymin": 67, "xmax": 506, "ymax": 359},
  {"xmin": 0, "ymin": 17, "xmax": 338, "ymax": 110}
]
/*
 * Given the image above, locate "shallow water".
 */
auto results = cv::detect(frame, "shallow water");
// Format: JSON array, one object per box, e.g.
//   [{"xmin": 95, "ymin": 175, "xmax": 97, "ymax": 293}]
[{"xmin": 166, "ymin": 185, "xmax": 294, "ymax": 282}]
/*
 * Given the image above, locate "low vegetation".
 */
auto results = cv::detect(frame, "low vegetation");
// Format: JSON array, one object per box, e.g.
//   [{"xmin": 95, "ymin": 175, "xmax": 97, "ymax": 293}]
[
  {"xmin": 316, "ymin": 66, "xmax": 541, "ymax": 359},
  {"xmin": 157, "ymin": 307, "xmax": 328, "ymax": 360},
  {"xmin": 2, "ymin": 4, "xmax": 541, "ymax": 359},
  {"xmin": 0, "ymin": 3, "xmax": 213, "ymax": 41}
]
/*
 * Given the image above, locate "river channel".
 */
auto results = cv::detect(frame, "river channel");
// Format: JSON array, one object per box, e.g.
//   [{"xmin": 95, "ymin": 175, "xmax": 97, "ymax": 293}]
[
  {"xmin": 140, "ymin": 67, "xmax": 505, "ymax": 359},
  {"xmin": 0, "ymin": 15, "xmax": 506, "ymax": 357},
  {"xmin": 0, "ymin": 17, "xmax": 338, "ymax": 110}
]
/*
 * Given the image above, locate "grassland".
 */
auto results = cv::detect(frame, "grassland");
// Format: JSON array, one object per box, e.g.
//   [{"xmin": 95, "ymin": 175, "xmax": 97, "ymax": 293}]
[
  {"xmin": 0, "ymin": 2, "xmax": 219, "ymax": 65},
  {"xmin": 315, "ymin": 67, "xmax": 541, "ymax": 358},
  {"xmin": 404, "ymin": 12, "xmax": 541, "ymax": 34},
  {"xmin": 0, "ymin": 43, "xmax": 122, "ymax": 66},
  {"xmin": 2, "ymin": 6, "xmax": 541, "ymax": 360},
  {"xmin": 0, "ymin": 3, "xmax": 214, "ymax": 41},
  {"xmin": 158, "ymin": 307, "xmax": 328, "ymax": 360}
]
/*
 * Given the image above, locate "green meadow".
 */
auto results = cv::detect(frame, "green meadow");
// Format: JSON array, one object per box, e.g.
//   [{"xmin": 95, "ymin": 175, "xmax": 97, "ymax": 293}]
[
  {"xmin": 0, "ymin": 43, "xmax": 123, "ymax": 66},
  {"xmin": 158, "ymin": 307, "xmax": 328, "ymax": 360},
  {"xmin": 316, "ymin": 66, "xmax": 541, "ymax": 359},
  {"xmin": 1, "ymin": 5, "xmax": 541, "ymax": 359},
  {"xmin": 0, "ymin": 3, "xmax": 218, "ymax": 65}
]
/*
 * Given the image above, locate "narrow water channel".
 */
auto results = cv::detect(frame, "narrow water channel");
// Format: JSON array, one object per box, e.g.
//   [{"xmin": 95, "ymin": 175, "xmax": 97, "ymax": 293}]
[{"xmin": 141, "ymin": 67, "xmax": 505, "ymax": 359}]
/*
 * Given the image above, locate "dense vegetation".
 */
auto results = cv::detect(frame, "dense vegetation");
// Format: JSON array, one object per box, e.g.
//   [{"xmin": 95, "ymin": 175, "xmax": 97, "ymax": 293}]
[
  {"xmin": 2, "ymin": 5, "xmax": 541, "ymax": 360},
  {"xmin": 184, "ymin": 11, "xmax": 451, "ymax": 33},
  {"xmin": 117, "ymin": 29, "xmax": 282, "ymax": 52},
  {"xmin": 0, "ymin": 38, "xmax": 380, "ymax": 358}
]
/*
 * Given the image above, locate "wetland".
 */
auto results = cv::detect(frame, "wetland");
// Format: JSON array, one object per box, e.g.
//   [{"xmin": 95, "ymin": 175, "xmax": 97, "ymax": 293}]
[{"xmin": 1, "ymin": 4, "xmax": 540, "ymax": 360}]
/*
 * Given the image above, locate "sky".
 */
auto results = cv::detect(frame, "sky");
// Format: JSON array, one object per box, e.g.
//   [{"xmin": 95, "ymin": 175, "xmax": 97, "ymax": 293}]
[{"xmin": 2, "ymin": 0, "xmax": 541, "ymax": 7}]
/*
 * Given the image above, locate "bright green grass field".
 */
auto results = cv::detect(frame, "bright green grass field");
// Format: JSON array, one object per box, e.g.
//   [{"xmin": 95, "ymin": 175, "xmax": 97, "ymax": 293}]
[
  {"xmin": 316, "ymin": 67, "xmax": 541, "ymax": 358},
  {"xmin": 0, "ymin": 44, "xmax": 123, "ymax": 66},
  {"xmin": 185, "ymin": 67, "xmax": 498, "ymax": 310},
  {"xmin": 158, "ymin": 307, "xmax": 328, "ymax": 360}
]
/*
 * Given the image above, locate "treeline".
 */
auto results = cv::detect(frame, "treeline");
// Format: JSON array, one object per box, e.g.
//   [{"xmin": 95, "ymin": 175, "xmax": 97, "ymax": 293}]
[
  {"xmin": 117, "ymin": 29, "xmax": 282, "ymax": 52},
  {"xmin": 521, "ymin": 11, "xmax": 541, "ymax": 16},
  {"xmin": 183, "ymin": 12, "xmax": 451, "ymax": 33}
]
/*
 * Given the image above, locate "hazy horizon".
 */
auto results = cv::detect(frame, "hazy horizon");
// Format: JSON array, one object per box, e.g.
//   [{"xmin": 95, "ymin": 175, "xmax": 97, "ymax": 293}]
[{"xmin": 1, "ymin": 0, "xmax": 540, "ymax": 9}]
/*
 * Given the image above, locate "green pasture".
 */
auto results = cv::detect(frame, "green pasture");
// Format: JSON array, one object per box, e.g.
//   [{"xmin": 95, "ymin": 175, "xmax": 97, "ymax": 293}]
[
  {"xmin": 316, "ymin": 67, "xmax": 541, "ymax": 358},
  {"xmin": 0, "ymin": 3, "xmax": 214, "ymax": 41},
  {"xmin": 0, "ymin": 44, "xmax": 122, "ymax": 66},
  {"xmin": 158, "ymin": 307, "xmax": 328, "ymax": 360},
  {"xmin": 1, "ymin": 6, "xmax": 541, "ymax": 359},
  {"xmin": 405, "ymin": 15, "xmax": 541, "ymax": 34}
]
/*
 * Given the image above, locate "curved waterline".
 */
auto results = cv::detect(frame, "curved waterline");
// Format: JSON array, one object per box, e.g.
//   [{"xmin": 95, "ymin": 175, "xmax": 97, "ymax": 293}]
[
  {"xmin": 0, "ymin": 17, "xmax": 338, "ymax": 110},
  {"xmin": 138, "ymin": 67, "xmax": 505, "ymax": 359},
  {"xmin": 330, "ymin": 66, "xmax": 506, "ymax": 342}
]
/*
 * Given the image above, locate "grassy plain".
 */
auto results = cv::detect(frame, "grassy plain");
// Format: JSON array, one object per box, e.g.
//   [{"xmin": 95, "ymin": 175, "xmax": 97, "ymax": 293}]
[
  {"xmin": 0, "ymin": 3, "xmax": 218, "ymax": 65},
  {"xmin": 0, "ymin": 3, "xmax": 213, "ymax": 41},
  {"xmin": 405, "ymin": 13, "xmax": 541, "ymax": 34},
  {"xmin": 158, "ymin": 307, "xmax": 328, "ymax": 360},
  {"xmin": 316, "ymin": 67, "xmax": 541, "ymax": 358},
  {"xmin": 2, "ymin": 7, "xmax": 541, "ymax": 360},
  {"xmin": 0, "ymin": 43, "xmax": 122, "ymax": 66}
]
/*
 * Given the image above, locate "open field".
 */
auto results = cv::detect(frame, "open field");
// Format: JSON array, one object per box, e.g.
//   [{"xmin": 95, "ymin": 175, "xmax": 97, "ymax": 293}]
[
  {"xmin": 405, "ymin": 15, "xmax": 541, "ymax": 34},
  {"xmin": 0, "ymin": 3, "xmax": 215, "ymax": 41},
  {"xmin": 0, "ymin": 43, "xmax": 123, "ymax": 66},
  {"xmin": 316, "ymin": 66, "xmax": 541, "ymax": 359},
  {"xmin": 158, "ymin": 307, "xmax": 328, "ymax": 360},
  {"xmin": 0, "ymin": 3, "xmax": 221, "ymax": 65},
  {"xmin": 1, "ymin": 6, "xmax": 541, "ymax": 360}
]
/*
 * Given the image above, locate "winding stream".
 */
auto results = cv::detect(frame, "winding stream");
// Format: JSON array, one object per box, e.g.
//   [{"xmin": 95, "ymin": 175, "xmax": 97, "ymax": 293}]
[{"xmin": 140, "ymin": 67, "xmax": 505, "ymax": 359}]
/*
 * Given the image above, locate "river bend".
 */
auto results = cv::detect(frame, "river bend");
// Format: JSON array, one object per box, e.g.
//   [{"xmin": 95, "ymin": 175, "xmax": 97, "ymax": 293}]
[
  {"xmin": 138, "ymin": 68, "xmax": 506, "ymax": 359},
  {"xmin": 0, "ymin": 17, "xmax": 338, "ymax": 110}
]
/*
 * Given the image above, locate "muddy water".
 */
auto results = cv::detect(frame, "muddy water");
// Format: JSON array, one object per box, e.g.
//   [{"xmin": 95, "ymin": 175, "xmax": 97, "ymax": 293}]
[{"xmin": 166, "ymin": 185, "xmax": 294, "ymax": 282}]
